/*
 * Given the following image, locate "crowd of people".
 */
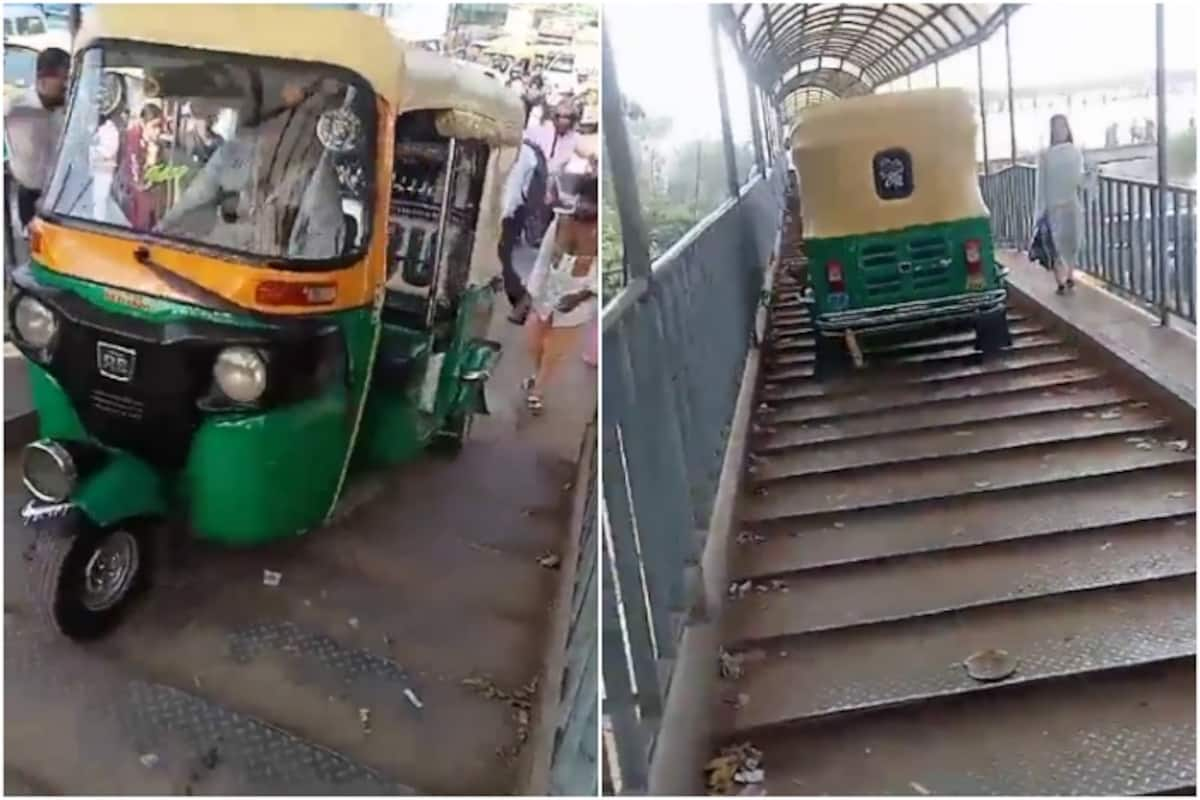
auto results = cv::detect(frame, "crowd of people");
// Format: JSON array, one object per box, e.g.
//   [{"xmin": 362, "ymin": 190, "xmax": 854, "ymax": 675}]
[{"xmin": 497, "ymin": 84, "xmax": 600, "ymax": 417}]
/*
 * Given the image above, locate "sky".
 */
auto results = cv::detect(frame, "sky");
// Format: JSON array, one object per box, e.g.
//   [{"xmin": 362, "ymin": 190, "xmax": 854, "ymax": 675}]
[{"xmin": 606, "ymin": 1, "xmax": 1199, "ymax": 150}]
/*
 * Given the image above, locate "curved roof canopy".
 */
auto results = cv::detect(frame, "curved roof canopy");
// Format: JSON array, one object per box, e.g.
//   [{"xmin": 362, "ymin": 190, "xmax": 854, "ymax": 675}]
[
  {"xmin": 726, "ymin": 4, "xmax": 1014, "ymax": 111},
  {"xmin": 76, "ymin": 4, "xmax": 405, "ymax": 104},
  {"xmin": 400, "ymin": 48, "xmax": 526, "ymax": 145}
]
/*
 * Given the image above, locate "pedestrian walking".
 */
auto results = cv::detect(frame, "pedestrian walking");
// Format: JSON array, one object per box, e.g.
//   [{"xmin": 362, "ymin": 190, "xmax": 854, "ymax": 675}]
[
  {"xmin": 1033, "ymin": 114, "xmax": 1091, "ymax": 294},
  {"xmin": 5, "ymin": 47, "xmax": 69, "ymax": 230},
  {"xmin": 498, "ymin": 137, "xmax": 549, "ymax": 323},
  {"xmin": 522, "ymin": 176, "xmax": 598, "ymax": 414}
]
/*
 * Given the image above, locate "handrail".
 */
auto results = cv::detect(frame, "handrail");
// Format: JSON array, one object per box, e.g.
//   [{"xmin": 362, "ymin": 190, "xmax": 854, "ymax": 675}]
[
  {"xmin": 601, "ymin": 157, "xmax": 787, "ymax": 793},
  {"xmin": 980, "ymin": 163, "xmax": 1196, "ymax": 323}
]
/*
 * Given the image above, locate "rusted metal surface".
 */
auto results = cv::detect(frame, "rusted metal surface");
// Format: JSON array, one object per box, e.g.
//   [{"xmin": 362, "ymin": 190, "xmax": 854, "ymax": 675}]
[{"xmin": 715, "ymin": 258, "xmax": 1196, "ymax": 794}]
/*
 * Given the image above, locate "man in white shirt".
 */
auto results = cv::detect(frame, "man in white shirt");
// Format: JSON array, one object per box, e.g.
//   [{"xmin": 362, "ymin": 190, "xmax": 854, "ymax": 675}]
[
  {"xmin": 5, "ymin": 48, "xmax": 69, "ymax": 229},
  {"xmin": 89, "ymin": 115, "xmax": 121, "ymax": 222},
  {"xmin": 498, "ymin": 137, "xmax": 546, "ymax": 323}
]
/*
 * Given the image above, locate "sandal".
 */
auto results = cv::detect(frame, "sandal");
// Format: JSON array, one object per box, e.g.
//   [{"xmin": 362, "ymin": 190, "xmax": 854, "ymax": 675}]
[
  {"xmin": 521, "ymin": 375, "xmax": 536, "ymax": 392},
  {"xmin": 1056, "ymin": 284, "xmax": 1067, "ymax": 295},
  {"xmin": 1066, "ymin": 278, "xmax": 1075, "ymax": 290},
  {"xmin": 526, "ymin": 395, "xmax": 544, "ymax": 415}
]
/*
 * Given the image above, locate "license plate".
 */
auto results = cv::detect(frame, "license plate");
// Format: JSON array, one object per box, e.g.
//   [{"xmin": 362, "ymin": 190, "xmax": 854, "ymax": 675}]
[
  {"xmin": 96, "ymin": 342, "xmax": 136, "ymax": 382},
  {"xmin": 827, "ymin": 292, "xmax": 849, "ymax": 311}
]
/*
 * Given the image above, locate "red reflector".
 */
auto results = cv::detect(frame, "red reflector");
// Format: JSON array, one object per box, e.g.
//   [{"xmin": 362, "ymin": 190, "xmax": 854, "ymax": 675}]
[
  {"xmin": 965, "ymin": 239, "xmax": 983, "ymax": 273},
  {"xmin": 826, "ymin": 260, "xmax": 844, "ymax": 286},
  {"xmin": 255, "ymin": 281, "xmax": 337, "ymax": 306}
]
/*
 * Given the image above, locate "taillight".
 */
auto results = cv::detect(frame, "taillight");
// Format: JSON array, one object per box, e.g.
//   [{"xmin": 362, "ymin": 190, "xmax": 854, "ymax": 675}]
[
  {"xmin": 826, "ymin": 260, "xmax": 845, "ymax": 291},
  {"xmin": 965, "ymin": 239, "xmax": 983, "ymax": 275},
  {"xmin": 255, "ymin": 281, "xmax": 337, "ymax": 306}
]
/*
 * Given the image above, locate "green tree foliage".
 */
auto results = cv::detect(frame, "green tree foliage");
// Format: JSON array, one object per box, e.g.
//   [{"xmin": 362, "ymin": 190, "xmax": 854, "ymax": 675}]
[{"xmin": 602, "ymin": 108, "xmax": 761, "ymax": 305}]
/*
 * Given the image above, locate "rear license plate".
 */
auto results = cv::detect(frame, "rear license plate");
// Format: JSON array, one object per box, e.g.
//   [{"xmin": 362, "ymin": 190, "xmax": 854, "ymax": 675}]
[{"xmin": 96, "ymin": 342, "xmax": 136, "ymax": 382}]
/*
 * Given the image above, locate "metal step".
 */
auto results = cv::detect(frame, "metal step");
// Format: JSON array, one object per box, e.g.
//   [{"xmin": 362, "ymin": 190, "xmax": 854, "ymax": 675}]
[
  {"xmin": 744, "ymin": 433, "xmax": 1194, "ymax": 522},
  {"xmin": 741, "ymin": 464, "xmax": 1196, "ymax": 571},
  {"xmin": 754, "ymin": 402, "xmax": 1169, "ymax": 479},
  {"xmin": 726, "ymin": 575, "xmax": 1195, "ymax": 731},
  {"xmin": 755, "ymin": 380, "xmax": 1132, "ymax": 451},
  {"xmin": 767, "ymin": 327, "xmax": 1052, "ymax": 368},
  {"xmin": 764, "ymin": 337, "xmax": 1068, "ymax": 383},
  {"xmin": 763, "ymin": 352, "xmax": 1093, "ymax": 406},
  {"xmin": 767, "ymin": 319, "xmax": 1045, "ymax": 359},
  {"xmin": 732, "ymin": 659, "xmax": 1195, "ymax": 795},
  {"xmin": 724, "ymin": 518, "xmax": 1195, "ymax": 642}
]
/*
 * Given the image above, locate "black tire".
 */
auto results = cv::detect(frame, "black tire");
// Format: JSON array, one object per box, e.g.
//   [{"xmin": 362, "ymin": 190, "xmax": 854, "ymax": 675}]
[
  {"xmin": 29, "ymin": 512, "xmax": 150, "ymax": 640},
  {"xmin": 434, "ymin": 410, "xmax": 473, "ymax": 456},
  {"xmin": 974, "ymin": 308, "xmax": 1013, "ymax": 356},
  {"xmin": 813, "ymin": 334, "xmax": 850, "ymax": 380}
]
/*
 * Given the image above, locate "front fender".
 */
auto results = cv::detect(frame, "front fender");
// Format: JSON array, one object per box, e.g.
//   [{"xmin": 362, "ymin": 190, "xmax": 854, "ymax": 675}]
[
  {"xmin": 457, "ymin": 339, "xmax": 502, "ymax": 415},
  {"xmin": 72, "ymin": 450, "xmax": 167, "ymax": 527}
]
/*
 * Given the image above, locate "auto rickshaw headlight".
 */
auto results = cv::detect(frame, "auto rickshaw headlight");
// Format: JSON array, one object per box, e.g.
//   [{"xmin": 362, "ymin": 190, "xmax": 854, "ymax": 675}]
[
  {"xmin": 21, "ymin": 440, "xmax": 77, "ymax": 503},
  {"xmin": 214, "ymin": 347, "xmax": 268, "ymax": 404},
  {"xmin": 14, "ymin": 295, "xmax": 58, "ymax": 350}
]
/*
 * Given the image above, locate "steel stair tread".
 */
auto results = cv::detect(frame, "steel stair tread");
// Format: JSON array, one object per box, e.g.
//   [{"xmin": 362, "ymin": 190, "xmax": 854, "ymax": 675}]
[
  {"xmin": 743, "ymin": 465, "xmax": 1195, "ymax": 570},
  {"xmin": 764, "ymin": 338, "xmax": 1068, "ymax": 382},
  {"xmin": 756, "ymin": 381, "xmax": 1132, "ymax": 451},
  {"xmin": 764, "ymin": 355, "xmax": 1096, "ymax": 408},
  {"xmin": 754, "ymin": 402, "xmax": 1167, "ymax": 479},
  {"xmin": 767, "ymin": 319, "xmax": 1045, "ymax": 355},
  {"xmin": 725, "ymin": 574, "xmax": 1195, "ymax": 731},
  {"xmin": 724, "ymin": 517, "xmax": 1195, "ymax": 642},
  {"xmin": 734, "ymin": 658, "xmax": 1195, "ymax": 796},
  {"xmin": 768, "ymin": 327, "xmax": 1052, "ymax": 367},
  {"xmin": 743, "ymin": 432, "xmax": 1194, "ymax": 522}
]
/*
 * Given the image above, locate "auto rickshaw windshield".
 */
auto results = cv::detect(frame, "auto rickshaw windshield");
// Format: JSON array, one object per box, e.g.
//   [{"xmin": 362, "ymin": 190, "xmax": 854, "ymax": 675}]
[{"xmin": 43, "ymin": 41, "xmax": 378, "ymax": 266}]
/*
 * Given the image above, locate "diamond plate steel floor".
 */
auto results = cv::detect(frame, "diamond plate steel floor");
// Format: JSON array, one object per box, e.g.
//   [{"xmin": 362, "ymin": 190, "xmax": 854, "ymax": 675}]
[{"xmin": 715, "ymin": 264, "xmax": 1197, "ymax": 794}]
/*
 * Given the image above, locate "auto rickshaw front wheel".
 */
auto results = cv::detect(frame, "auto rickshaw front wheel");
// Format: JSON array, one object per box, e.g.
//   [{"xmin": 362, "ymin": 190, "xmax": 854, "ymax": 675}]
[{"xmin": 29, "ymin": 512, "xmax": 151, "ymax": 640}]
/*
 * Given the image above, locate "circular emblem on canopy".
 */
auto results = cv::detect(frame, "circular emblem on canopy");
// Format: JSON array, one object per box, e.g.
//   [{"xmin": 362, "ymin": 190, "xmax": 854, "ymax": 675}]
[
  {"xmin": 97, "ymin": 72, "xmax": 125, "ymax": 116},
  {"xmin": 316, "ymin": 108, "xmax": 362, "ymax": 153}
]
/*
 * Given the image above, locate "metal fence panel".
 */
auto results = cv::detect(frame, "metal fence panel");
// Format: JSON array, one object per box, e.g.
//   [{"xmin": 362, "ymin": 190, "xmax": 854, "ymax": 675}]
[
  {"xmin": 980, "ymin": 164, "xmax": 1196, "ymax": 323},
  {"xmin": 549, "ymin": 423, "xmax": 600, "ymax": 796},
  {"xmin": 601, "ymin": 160, "xmax": 787, "ymax": 793}
]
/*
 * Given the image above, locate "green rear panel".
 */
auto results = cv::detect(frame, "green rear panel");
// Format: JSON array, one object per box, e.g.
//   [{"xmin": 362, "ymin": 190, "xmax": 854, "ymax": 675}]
[
  {"xmin": 808, "ymin": 217, "xmax": 997, "ymax": 317},
  {"xmin": 356, "ymin": 284, "xmax": 497, "ymax": 468}
]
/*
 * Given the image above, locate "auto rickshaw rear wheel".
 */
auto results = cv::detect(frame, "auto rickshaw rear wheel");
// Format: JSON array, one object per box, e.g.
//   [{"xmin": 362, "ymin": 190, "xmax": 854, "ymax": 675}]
[
  {"xmin": 29, "ymin": 511, "xmax": 150, "ymax": 640},
  {"xmin": 813, "ymin": 334, "xmax": 851, "ymax": 380},
  {"xmin": 434, "ymin": 411, "xmax": 473, "ymax": 456},
  {"xmin": 974, "ymin": 308, "xmax": 1013, "ymax": 356}
]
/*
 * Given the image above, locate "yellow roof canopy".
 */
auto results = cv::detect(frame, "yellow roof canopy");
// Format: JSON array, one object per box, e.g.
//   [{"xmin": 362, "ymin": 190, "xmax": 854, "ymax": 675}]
[
  {"xmin": 74, "ymin": 4, "xmax": 405, "ymax": 105},
  {"xmin": 400, "ymin": 48, "xmax": 525, "ymax": 146}
]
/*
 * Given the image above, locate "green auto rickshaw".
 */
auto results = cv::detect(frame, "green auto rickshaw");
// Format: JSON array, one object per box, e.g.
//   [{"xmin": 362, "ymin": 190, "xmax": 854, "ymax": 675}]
[
  {"xmin": 8, "ymin": 5, "xmax": 521, "ymax": 638},
  {"xmin": 790, "ymin": 88, "xmax": 1011, "ymax": 377}
]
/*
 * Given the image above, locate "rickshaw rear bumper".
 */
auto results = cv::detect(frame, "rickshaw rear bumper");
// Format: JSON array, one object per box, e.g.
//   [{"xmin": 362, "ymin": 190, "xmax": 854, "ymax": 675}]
[{"xmin": 815, "ymin": 289, "xmax": 1007, "ymax": 337}]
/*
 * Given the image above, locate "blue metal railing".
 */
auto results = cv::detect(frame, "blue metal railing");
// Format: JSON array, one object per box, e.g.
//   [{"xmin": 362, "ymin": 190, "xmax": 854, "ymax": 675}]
[
  {"xmin": 980, "ymin": 164, "xmax": 1197, "ymax": 323},
  {"xmin": 601, "ymin": 160, "xmax": 787, "ymax": 793},
  {"xmin": 547, "ymin": 418, "xmax": 599, "ymax": 797}
]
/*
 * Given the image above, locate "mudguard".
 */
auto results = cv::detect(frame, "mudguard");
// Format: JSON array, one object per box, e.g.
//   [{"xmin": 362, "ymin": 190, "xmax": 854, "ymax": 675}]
[
  {"xmin": 459, "ymin": 338, "xmax": 502, "ymax": 415},
  {"xmin": 70, "ymin": 450, "xmax": 168, "ymax": 528}
]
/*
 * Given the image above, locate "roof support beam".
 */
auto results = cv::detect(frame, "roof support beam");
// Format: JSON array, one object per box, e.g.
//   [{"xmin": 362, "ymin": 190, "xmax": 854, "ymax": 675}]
[
  {"xmin": 738, "ymin": 24, "xmax": 768, "ymax": 176},
  {"xmin": 600, "ymin": 25, "xmax": 652, "ymax": 282},
  {"xmin": 1003, "ymin": 5, "xmax": 1018, "ymax": 164},
  {"xmin": 977, "ymin": 41, "xmax": 990, "ymax": 175},
  {"xmin": 1155, "ymin": 2, "xmax": 1169, "ymax": 325},
  {"xmin": 710, "ymin": 6, "xmax": 743, "ymax": 200}
]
